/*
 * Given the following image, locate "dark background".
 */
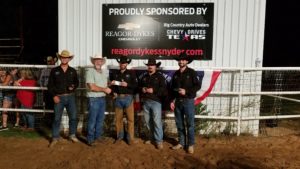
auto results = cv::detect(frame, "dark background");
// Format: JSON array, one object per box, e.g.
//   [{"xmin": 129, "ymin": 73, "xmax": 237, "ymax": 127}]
[
  {"xmin": 0, "ymin": 0, "xmax": 58, "ymax": 64},
  {"xmin": 0, "ymin": 0, "xmax": 299, "ymax": 66},
  {"xmin": 263, "ymin": 1, "xmax": 300, "ymax": 66}
]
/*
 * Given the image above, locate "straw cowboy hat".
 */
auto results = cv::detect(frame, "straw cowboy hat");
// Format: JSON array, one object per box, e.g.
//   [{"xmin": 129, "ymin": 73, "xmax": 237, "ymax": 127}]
[
  {"xmin": 46, "ymin": 56, "xmax": 58, "ymax": 63},
  {"xmin": 116, "ymin": 57, "xmax": 131, "ymax": 64},
  {"xmin": 90, "ymin": 54, "xmax": 106, "ymax": 64},
  {"xmin": 144, "ymin": 58, "xmax": 161, "ymax": 67},
  {"xmin": 175, "ymin": 52, "xmax": 193, "ymax": 64},
  {"xmin": 56, "ymin": 50, "xmax": 74, "ymax": 58}
]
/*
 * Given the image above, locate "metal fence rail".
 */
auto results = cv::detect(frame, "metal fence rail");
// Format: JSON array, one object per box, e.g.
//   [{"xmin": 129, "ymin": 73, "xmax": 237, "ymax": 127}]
[{"xmin": 1, "ymin": 64, "xmax": 300, "ymax": 137}]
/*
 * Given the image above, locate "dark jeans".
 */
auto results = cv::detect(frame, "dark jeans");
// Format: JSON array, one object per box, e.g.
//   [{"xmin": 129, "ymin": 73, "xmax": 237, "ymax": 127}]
[
  {"xmin": 43, "ymin": 91, "xmax": 54, "ymax": 127},
  {"xmin": 52, "ymin": 94, "xmax": 77, "ymax": 140},
  {"xmin": 21, "ymin": 105, "xmax": 35, "ymax": 128},
  {"xmin": 142, "ymin": 99, "xmax": 163, "ymax": 144},
  {"xmin": 44, "ymin": 91, "xmax": 54, "ymax": 110},
  {"xmin": 174, "ymin": 98, "xmax": 195, "ymax": 147}
]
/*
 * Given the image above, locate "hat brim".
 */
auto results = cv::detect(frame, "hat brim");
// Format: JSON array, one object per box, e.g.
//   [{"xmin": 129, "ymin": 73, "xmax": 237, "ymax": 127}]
[
  {"xmin": 56, "ymin": 53, "xmax": 74, "ymax": 59},
  {"xmin": 175, "ymin": 57, "xmax": 193, "ymax": 64},
  {"xmin": 144, "ymin": 62, "xmax": 161, "ymax": 67},
  {"xmin": 116, "ymin": 58, "xmax": 131, "ymax": 64},
  {"xmin": 90, "ymin": 56, "xmax": 106, "ymax": 64},
  {"xmin": 90, "ymin": 56, "xmax": 106, "ymax": 60}
]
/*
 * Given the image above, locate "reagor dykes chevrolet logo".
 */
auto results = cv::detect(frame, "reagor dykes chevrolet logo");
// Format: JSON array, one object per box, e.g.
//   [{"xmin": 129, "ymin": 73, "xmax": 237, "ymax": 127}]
[
  {"xmin": 117, "ymin": 23, "xmax": 141, "ymax": 30},
  {"xmin": 105, "ymin": 22, "xmax": 155, "ymax": 40}
]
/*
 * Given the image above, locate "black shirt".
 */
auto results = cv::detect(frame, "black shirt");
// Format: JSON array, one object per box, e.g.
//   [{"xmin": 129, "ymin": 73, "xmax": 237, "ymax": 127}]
[
  {"xmin": 47, "ymin": 66, "xmax": 79, "ymax": 96},
  {"xmin": 110, "ymin": 69, "xmax": 138, "ymax": 95},
  {"xmin": 139, "ymin": 71, "xmax": 167, "ymax": 103},
  {"xmin": 170, "ymin": 67, "xmax": 201, "ymax": 99}
]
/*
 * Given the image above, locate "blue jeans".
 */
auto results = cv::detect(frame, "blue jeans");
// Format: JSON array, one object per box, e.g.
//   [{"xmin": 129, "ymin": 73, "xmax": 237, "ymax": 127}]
[
  {"xmin": 174, "ymin": 98, "xmax": 195, "ymax": 146},
  {"xmin": 115, "ymin": 95, "xmax": 133, "ymax": 109},
  {"xmin": 0, "ymin": 91, "xmax": 2, "ymax": 106},
  {"xmin": 3, "ymin": 95, "xmax": 14, "ymax": 102},
  {"xmin": 142, "ymin": 100, "xmax": 163, "ymax": 144},
  {"xmin": 21, "ymin": 105, "xmax": 35, "ymax": 128},
  {"xmin": 52, "ymin": 94, "xmax": 77, "ymax": 139},
  {"xmin": 87, "ymin": 97, "xmax": 106, "ymax": 143}
]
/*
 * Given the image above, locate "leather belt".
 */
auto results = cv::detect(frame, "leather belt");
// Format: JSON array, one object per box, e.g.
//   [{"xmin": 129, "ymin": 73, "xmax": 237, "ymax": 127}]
[
  {"xmin": 117, "ymin": 94, "xmax": 130, "ymax": 98},
  {"xmin": 57, "ymin": 93, "xmax": 73, "ymax": 96},
  {"xmin": 176, "ymin": 98, "xmax": 190, "ymax": 102}
]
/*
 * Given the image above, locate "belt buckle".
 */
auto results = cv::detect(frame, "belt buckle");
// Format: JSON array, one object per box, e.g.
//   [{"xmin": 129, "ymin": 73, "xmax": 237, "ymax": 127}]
[
  {"xmin": 119, "ymin": 94, "xmax": 126, "ymax": 98},
  {"xmin": 178, "ymin": 98, "xmax": 185, "ymax": 102},
  {"xmin": 58, "ymin": 93, "xmax": 70, "ymax": 96}
]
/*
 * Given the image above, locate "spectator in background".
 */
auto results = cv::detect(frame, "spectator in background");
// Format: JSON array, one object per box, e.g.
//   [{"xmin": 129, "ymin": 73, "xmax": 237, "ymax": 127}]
[
  {"xmin": 47, "ymin": 50, "xmax": 79, "ymax": 148},
  {"xmin": 0, "ymin": 68, "xmax": 19, "ymax": 131},
  {"xmin": 110, "ymin": 57, "xmax": 138, "ymax": 145},
  {"xmin": 139, "ymin": 58, "xmax": 167, "ymax": 150},
  {"xmin": 38, "ymin": 56, "xmax": 57, "ymax": 128},
  {"xmin": 85, "ymin": 54, "xmax": 111, "ymax": 147},
  {"xmin": 170, "ymin": 53, "xmax": 201, "ymax": 154},
  {"xmin": 15, "ymin": 69, "xmax": 37, "ymax": 131},
  {"xmin": 38, "ymin": 56, "xmax": 57, "ymax": 109},
  {"xmin": 13, "ymin": 69, "xmax": 26, "ymax": 128},
  {"xmin": 0, "ymin": 68, "xmax": 6, "ymax": 107}
]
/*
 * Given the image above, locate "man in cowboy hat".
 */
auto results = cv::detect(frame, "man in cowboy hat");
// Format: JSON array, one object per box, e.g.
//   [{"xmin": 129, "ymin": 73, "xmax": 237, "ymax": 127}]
[
  {"xmin": 38, "ymin": 55, "xmax": 58, "ymax": 128},
  {"xmin": 85, "ymin": 54, "xmax": 112, "ymax": 146},
  {"xmin": 48, "ymin": 50, "xmax": 79, "ymax": 147},
  {"xmin": 39, "ymin": 56, "xmax": 58, "ymax": 86},
  {"xmin": 38, "ymin": 56, "xmax": 57, "ymax": 109},
  {"xmin": 170, "ymin": 52, "xmax": 201, "ymax": 154},
  {"xmin": 110, "ymin": 57, "xmax": 138, "ymax": 145},
  {"xmin": 139, "ymin": 58, "xmax": 167, "ymax": 150}
]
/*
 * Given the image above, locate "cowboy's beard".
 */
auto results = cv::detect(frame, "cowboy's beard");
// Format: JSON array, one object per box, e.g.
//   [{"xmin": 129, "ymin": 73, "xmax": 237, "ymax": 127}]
[
  {"xmin": 147, "ymin": 67, "xmax": 156, "ymax": 74},
  {"xmin": 178, "ymin": 62, "xmax": 187, "ymax": 68},
  {"xmin": 119, "ymin": 64, "xmax": 127, "ymax": 71}
]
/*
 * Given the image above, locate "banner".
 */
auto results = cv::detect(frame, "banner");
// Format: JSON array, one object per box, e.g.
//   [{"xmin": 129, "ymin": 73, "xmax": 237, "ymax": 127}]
[{"xmin": 103, "ymin": 3, "xmax": 214, "ymax": 60}]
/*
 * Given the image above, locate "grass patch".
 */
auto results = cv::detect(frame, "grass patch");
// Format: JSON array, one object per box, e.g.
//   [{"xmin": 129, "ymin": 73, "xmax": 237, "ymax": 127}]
[{"xmin": 0, "ymin": 128, "xmax": 45, "ymax": 139}]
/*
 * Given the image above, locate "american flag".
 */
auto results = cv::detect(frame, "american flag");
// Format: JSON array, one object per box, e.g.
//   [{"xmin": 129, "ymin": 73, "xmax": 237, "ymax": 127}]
[{"xmin": 194, "ymin": 70, "xmax": 221, "ymax": 105}]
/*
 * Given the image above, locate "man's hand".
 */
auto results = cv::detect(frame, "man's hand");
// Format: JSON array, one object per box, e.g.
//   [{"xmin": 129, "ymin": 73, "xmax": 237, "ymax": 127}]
[
  {"xmin": 53, "ymin": 96, "xmax": 60, "ymax": 104},
  {"xmin": 110, "ymin": 80, "xmax": 116, "ymax": 85},
  {"xmin": 68, "ymin": 84, "xmax": 75, "ymax": 91},
  {"xmin": 113, "ymin": 92, "xmax": 118, "ymax": 99},
  {"xmin": 142, "ymin": 87, "xmax": 147, "ymax": 93},
  {"xmin": 104, "ymin": 87, "xmax": 112, "ymax": 94},
  {"xmin": 120, "ymin": 81, "xmax": 128, "ymax": 87},
  {"xmin": 170, "ymin": 101, "xmax": 175, "ymax": 111},
  {"xmin": 146, "ymin": 87, "xmax": 153, "ymax": 94},
  {"xmin": 178, "ymin": 88, "xmax": 186, "ymax": 96}
]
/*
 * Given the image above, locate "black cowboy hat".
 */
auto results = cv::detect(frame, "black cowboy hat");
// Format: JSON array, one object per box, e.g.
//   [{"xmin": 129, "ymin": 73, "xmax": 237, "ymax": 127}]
[
  {"xmin": 144, "ymin": 58, "xmax": 161, "ymax": 67},
  {"xmin": 175, "ymin": 52, "xmax": 193, "ymax": 64},
  {"xmin": 116, "ymin": 57, "xmax": 131, "ymax": 64}
]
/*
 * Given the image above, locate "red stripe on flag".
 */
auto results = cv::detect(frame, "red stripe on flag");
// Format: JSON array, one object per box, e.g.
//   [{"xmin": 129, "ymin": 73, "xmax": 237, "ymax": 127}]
[{"xmin": 194, "ymin": 71, "xmax": 221, "ymax": 105}]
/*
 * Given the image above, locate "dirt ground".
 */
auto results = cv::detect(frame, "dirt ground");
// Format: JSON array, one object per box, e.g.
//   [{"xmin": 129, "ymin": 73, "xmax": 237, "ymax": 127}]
[{"xmin": 0, "ymin": 133, "xmax": 300, "ymax": 169}]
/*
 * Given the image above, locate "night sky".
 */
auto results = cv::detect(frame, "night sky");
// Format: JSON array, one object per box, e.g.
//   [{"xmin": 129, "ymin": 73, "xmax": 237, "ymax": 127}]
[
  {"xmin": 0, "ymin": 0, "xmax": 299, "ymax": 66},
  {"xmin": 0, "ymin": 0, "xmax": 58, "ymax": 64},
  {"xmin": 263, "ymin": 1, "xmax": 300, "ymax": 67}
]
